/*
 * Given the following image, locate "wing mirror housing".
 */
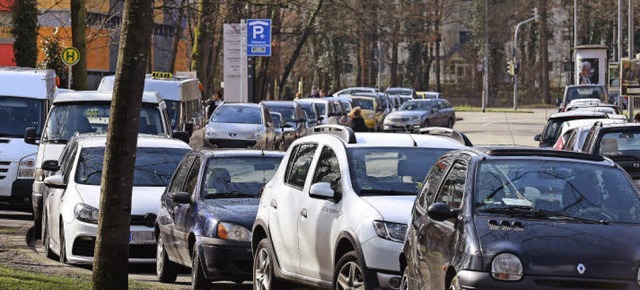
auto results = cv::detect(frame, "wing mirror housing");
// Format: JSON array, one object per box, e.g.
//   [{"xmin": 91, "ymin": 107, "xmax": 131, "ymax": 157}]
[
  {"xmin": 427, "ymin": 202, "xmax": 457, "ymax": 222},
  {"xmin": 534, "ymin": 134, "xmax": 542, "ymax": 142},
  {"xmin": 24, "ymin": 127, "xmax": 37, "ymax": 145},
  {"xmin": 309, "ymin": 182, "xmax": 337, "ymax": 200},
  {"xmin": 44, "ymin": 175, "xmax": 66, "ymax": 189},
  {"xmin": 173, "ymin": 131, "xmax": 190, "ymax": 143},
  {"xmin": 172, "ymin": 192, "xmax": 192, "ymax": 204},
  {"xmin": 41, "ymin": 160, "xmax": 60, "ymax": 172}
]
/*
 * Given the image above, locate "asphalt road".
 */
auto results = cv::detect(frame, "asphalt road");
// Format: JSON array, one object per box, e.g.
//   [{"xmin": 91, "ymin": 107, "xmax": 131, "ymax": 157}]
[{"xmin": 0, "ymin": 110, "xmax": 553, "ymax": 288}]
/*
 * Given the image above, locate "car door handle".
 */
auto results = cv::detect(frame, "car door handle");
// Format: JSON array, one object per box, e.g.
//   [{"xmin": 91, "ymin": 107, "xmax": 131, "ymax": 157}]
[
  {"xmin": 300, "ymin": 208, "xmax": 307, "ymax": 218},
  {"xmin": 270, "ymin": 199, "xmax": 278, "ymax": 209}
]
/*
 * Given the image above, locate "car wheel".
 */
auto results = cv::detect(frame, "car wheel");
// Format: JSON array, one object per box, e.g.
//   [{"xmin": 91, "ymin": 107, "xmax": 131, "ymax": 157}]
[
  {"xmin": 191, "ymin": 246, "xmax": 210, "ymax": 290},
  {"xmin": 448, "ymin": 274, "xmax": 461, "ymax": 290},
  {"xmin": 42, "ymin": 214, "xmax": 57, "ymax": 260},
  {"xmin": 422, "ymin": 120, "xmax": 431, "ymax": 128},
  {"xmin": 400, "ymin": 266, "xmax": 410, "ymax": 290},
  {"xmin": 254, "ymin": 238, "xmax": 285, "ymax": 290},
  {"xmin": 156, "ymin": 235, "xmax": 178, "ymax": 283},
  {"xmin": 447, "ymin": 118, "xmax": 454, "ymax": 129},
  {"xmin": 333, "ymin": 250, "xmax": 371, "ymax": 290},
  {"xmin": 59, "ymin": 221, "xmax": 67, "ymax": 263}
]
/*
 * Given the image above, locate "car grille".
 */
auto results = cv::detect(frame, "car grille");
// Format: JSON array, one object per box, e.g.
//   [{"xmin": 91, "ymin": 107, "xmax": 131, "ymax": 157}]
[
  {"xmin": 209, "ymin": 139, "xmax": 257, "ymax": 148},
  {"xmin": 0, "ymin": 161, "xmax": 10, "ymax": 180},
  {"xmin": 535, "ymin": 279, "xmax": 628, "ymax": 289},
  {"xmin": 72, "ymin": 236, "xmax": 155, "ymax": 258}
]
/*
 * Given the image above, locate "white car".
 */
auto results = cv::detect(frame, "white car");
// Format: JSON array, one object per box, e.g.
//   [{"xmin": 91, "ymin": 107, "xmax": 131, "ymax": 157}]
[
  {"xmin": 251, "ymin": 126, "xmax": 466, "ymax": 289},
  {"xmin": 42, "ymin": 134, "xmax": 191, "ymax": 265}
]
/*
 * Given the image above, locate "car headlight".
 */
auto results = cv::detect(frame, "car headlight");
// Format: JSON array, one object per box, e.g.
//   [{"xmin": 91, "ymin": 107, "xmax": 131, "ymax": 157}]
[
  {"xmin": 74, "ymin": 203, "xmax": 99, "ymax": 224},
  {"xmin": 217, "ymin": 222, "xmax": 251, "ymax": 242},
  {"xmin": 204, "ymin": 126, "xmax": 217, "ymax": 138},
  {"xmin": 372, "ymin": 221, "xmax": 407, "ymax": 243},
  {"xmin": 492, "ymin": 253, "xmax": 523, "ymax": 281},
  {"xmin": 251, "ymin": 130, "xmax": 262, "ymax": 140},
  {"xmin": 18, "ymin": 154, "xmax": 36, "ymax": 179}
]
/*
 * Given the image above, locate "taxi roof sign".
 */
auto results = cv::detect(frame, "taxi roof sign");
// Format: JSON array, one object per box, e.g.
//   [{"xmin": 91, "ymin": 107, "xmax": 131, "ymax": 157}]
[{"xmin": 151, "ymin": 72, "xmax": 173, "ymax": 79}]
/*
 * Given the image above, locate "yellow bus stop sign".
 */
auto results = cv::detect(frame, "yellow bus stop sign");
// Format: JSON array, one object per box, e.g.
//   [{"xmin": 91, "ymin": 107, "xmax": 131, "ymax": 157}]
[{"xmin": 61, "ymin": 47, "xmax": 80, "ymax": 66}]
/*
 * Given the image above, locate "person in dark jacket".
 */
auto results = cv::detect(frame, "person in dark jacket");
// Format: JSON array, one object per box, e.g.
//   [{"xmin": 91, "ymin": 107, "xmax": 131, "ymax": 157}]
[
  {"xmin": 349, "ymin": 107, "xmax": 368, "ymax": 132},
  {"xmin": 206, "ymin": 91, "xmax": 223, "ymax": 119}
]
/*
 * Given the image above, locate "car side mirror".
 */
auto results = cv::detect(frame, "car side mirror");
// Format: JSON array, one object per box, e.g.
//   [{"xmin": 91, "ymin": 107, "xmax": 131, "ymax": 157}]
[
  {"xmin": 309, "ymin": 182, "xmax": 336, "ymax": 200},
  {"xmin": 427, "ymin": 202, "xmax": 457, "ymax": 222},
  {"xmin": 534, "ymin": 134, "xmax": 542, "ymax": 142},
  {"xmin": 44, "ymin": 175, "xmax": 66, "ymax": 189},
  {"xmin": 172, "ymin": 192, "xmax": 192, "ymax": 204},
  {"xmin": 41, "ymin": 160, "xmax": 60, "ymax": 172},
  {"xmin": 173, "ymin": 131, "xmax": 190, "ymax": 143},
  {"xmin": 24, "ymin": 127, "xmax": 37, "ymax": 145}
]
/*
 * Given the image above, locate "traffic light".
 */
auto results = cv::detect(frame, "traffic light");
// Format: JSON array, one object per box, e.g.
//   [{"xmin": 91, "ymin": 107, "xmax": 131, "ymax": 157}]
[{"xmin": 507, "ymin": 61, "xmax": 515, "ymax": 76}]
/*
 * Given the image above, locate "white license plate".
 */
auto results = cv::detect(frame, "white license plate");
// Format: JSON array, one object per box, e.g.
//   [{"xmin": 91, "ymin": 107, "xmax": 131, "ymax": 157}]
[{"xmin": 129, "ymin": 231, "xmax": 155, "ymax": 244}]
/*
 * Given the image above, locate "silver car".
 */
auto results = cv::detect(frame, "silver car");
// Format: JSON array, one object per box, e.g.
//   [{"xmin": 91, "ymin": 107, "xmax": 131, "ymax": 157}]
[
  {"xmin": 204, "ymin": 103, "xmax": 276, "ymax": 149},
  {"xmin": 261, "ymin": 101, "xmax": 308, "ymax": 139},
  {"xmin": 383, "ymin": 99, "xmax": 456, "ymax": 132}
]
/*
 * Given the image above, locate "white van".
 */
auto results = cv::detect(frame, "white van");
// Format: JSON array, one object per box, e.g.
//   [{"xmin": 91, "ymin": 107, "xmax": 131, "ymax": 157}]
[
  {"xmin": 98, "ymin": 74, "xmax": 204, "ymax": 135},
  {"xmin": 26, "ymin": 91, "xmax": 182, "ymax": 239},
  {"xmin": 0, "ymin": 67, "xmax": 57, "ymax": 207}
]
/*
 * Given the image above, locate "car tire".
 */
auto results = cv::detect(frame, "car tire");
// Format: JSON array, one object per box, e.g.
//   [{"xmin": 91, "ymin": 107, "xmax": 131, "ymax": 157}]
[
  {"xmin": 59, "ymin": 221, "xmax": 67, "ymax": 264},
  {"xmin": 447, "ymin": 118, "xmax": 454, "ymax": 129},
  {"xmin": 191, "ymin": 246, "xmax": 210, "ymax": 290},
  {"xmin": 42, "ymin": 215, "xmax": 57, "ymax": 260},
  {"xmin": 400, "ymin": 266, "xmax": 410, "ymax": 290},
  {"xmin": 333, "ymin": 251, "xmax": 371, "ymax": 290},
  {"xmin": 448, "ymin": 274, "xmax": 461, "ymax": 290},
  {"xmin": 254, "ymin": 238, "xmax": 286, "ymax": 290},
  {"xmin": 156, "ymin": 235, "xmax": 178, "ymax": 283}
]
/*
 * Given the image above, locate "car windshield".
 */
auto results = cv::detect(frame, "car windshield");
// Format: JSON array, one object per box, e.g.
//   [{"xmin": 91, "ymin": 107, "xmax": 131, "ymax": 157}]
[
  {"xmin": 399, "ymin": 101, "xmax": 433, "ymax": 111},
  {"xmin": 475, "ymin": 160, "xmax": 640, "ymax": 224},
  {"xmin": 386, "ymin": 89, "xmax": 412, "ymax": 96},
  {"xmin": 266, "ymin": 105, "xmax": 296, "ymax": 123},
  {"xmin": 44, "ymin": 103, "xmax": 164, "ymax": 143},
  {"xmin": 597, "ymin": 130, "xmax": 640, "ymax": 158},
  {"xmin": 351, "ymin": 98, "xmax": 374, "ymax": 110},
  {"xmin": 75, "ymin": 147, "xmax": 190, "ymax": 186},
  {"xmin": 316, "ymin": 103, "xmax": 326, "ymax": 115},
  {"xmin": 0, "ymin": 96, "xmax": 45, "ymax": 138},
  {"xmin": 348, "ymin": 147, "xmax": 452, "ymax": 196},
  {"xmin": 165, "ymin": 100, "xmax": 179, "ymax": 129},
  {"xmin": 299, "ymin": 104, "xmax": 317, "ymax": 120},
  {"xmin": 340, "ymin": 100, "xmax": 353, "ymax": 111},
  {"xmin": 566, "ymin": 87, "xmax": 605, "ymax": 102},
  {"xmin": 211, "ymin": 105, "xmax": 261, "ymax": 124},
  {"xmin": 201, "ymin": 156, "xmax": 283, "ymax": 198}
]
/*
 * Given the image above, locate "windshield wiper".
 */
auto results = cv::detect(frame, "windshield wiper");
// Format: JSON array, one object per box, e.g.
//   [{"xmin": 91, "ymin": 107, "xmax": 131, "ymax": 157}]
[
  {"xmin": 204, "ymin": 192, "xmax": 255, "ymax": 199},
  {"xmin": 532, "ymin": 208, "xmax": 608, "ymax": 225},
  {"xmin": 479, "ymin": 206, "xmax": 607, "ymax": 224},
  {"xmin": 359, "ymin": 189, "xmax": 415, "ymax": 196}
]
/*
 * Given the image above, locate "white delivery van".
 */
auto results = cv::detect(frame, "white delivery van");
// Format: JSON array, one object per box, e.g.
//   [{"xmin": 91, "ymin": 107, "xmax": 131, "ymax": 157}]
[
  {"xmin": 98, "ymin": 73, "xmax": 204, "ymax": 135},
  {"xmin": 26, "ymin": 91, "xmax": 185, "ymax": 239},
  {"xmin": 0, "ymin": 67, "xmax": 57, "ymax": 207}
]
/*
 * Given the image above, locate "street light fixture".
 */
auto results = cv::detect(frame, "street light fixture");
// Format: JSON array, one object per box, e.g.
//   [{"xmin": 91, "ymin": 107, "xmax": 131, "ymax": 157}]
[{"xmin": 512, "ymin": 9, "xmax": 540, "ymax": 110}]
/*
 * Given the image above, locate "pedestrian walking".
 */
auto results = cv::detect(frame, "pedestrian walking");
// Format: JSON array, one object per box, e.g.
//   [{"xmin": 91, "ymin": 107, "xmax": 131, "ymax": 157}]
[
  {"xmin": 206, "ymin": 91, "xmax": 223, "ymax": 119},
  {"xmin": 349, "ymin": 107, "xmax": 368, "ymax": 132},
  {"xmin": 308, "ymin": 86, "xmax": 320, "ymax": 98},
  {"xmin": 319, "ymin": 89, "xmax": 327, "ymax": 98}
]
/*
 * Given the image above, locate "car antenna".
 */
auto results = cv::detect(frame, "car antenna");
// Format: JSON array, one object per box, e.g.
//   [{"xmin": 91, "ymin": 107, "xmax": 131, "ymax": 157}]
[
  {"xmin": 398, "ymin": 113, "xmax": 418, "ymax": 147},
  {"xmin": 504, "ymin": 114, "xmax": 516, "ymax": 146}
]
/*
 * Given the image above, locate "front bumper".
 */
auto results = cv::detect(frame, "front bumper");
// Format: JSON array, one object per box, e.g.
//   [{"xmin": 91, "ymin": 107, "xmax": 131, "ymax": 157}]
[
  {"xmin": 198, "ymin": 238, "xmax": 253, "ymax": 281},
  {"xmin": 204, "ymin": 138, "xmax": 257, "ymax": 149},
  {"xmin": 457, "ymin": 270, "xmax": 640, "ymax": 290},
  {"xmin": 362, "ymin": 237, "xmax": 403, "ymax": 289},
  {"xmin": 64, "ymin": 219, "xmax": 155, "ymax": 265},
  {"xmin": 383, "ymin": 123, "xmax": 420, "ymax": 132}
]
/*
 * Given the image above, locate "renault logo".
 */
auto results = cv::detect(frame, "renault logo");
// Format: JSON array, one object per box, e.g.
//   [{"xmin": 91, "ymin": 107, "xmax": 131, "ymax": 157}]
[
  {"xmin": 634, "ymin": 163, "xmax": 640, "ymax": 169},
  {"xmin": 576, "ymin": 263, "xmax": 586, "ymax": 275}
]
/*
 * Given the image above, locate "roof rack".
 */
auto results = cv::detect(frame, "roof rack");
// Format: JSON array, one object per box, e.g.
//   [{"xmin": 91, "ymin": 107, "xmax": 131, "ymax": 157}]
[
  {"xmin": 312, "ymin": 125, "xmax": 357, "ymax": 144},
  {"xmin": 414, "ymin": 127, "xmax": 473, "ymax": 146},
  {"xmin": 485, "ymin": 148, "xmax": 605, "ymax": 161}
]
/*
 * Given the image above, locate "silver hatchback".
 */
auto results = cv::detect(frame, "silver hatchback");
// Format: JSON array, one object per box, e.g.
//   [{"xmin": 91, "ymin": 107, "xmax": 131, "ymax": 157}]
[
  {"xmin": 383, "ymin": 99, "xmax": 456, "ymax": 132},
  {"xmin": 204, "ymin": 103, "xmax": 276, "ymax": 149}
]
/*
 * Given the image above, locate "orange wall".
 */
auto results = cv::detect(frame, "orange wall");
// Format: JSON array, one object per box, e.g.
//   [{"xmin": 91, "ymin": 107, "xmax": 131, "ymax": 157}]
[
  {"xmin": 38, "ymin": 27, "xmax": 110, "ymax": 71},
  {"xmin": 38, "ymin": 0, "xmax": 109, "ymax": 13}
]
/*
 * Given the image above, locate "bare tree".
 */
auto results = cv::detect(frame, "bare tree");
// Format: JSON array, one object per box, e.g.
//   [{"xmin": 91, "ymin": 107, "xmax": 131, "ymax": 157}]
[{"xmin": 91, "ymin": 0, "xmax": 154, "ymax": 288}]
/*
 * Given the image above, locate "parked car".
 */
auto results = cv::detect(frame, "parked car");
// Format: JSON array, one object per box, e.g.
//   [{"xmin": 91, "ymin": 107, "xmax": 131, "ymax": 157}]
[
  {"xmin": 558, "ymin": 84, "xmax": 607, "ymax": 112},
  {"xmin": 204, "ymin": 103, "xmax": 276, "ymax": 150},
  {"xmin": 551, "ymin": 118, "xmax": 627, "ymax": 150},
  {"xmin": 534, "ymin": 111, "xmax": 626, "ymax": 148},
  {"xmin": 269, "ymin": 112, "xmax": 295, "ymax": 151},
  {"xmin": 296, "ymin": 101, "xmax": 320, "ymax": 128},
  {"xmin": 156, "ymin": 150, "xmax": 284, "ymax": 289},
  {"xmin": 334, "ymin": 87, "xmax": 377, "ymax": 96},
  {"xmin": 261, "ymin": 101, "xmax": 308, "ymax": 139},
  {"xmin": 580, "ymin": 122, "xmax": 640, "ymax": 188},
  {"xmin": 251, "ymin": 126, "xmax": 466, "ymax": 290},
  {"xmin": 383, "ymin": 99, "xmax": 455, "ymax": 132},
  {"xmin": 325, "ymin": 96, "xmax": 354, "ymax": 125},
  {"xmin": 349, "ymin": 94, "xmax": 387, "ymax": 131},
  {"xmin": 400, "ymin": 147, "xmax": 640, "ymax": 289},
  {"xmin": 385, "ymin": 87, "xmax": 416, "ymax": 99},
  {"xmin": 416, "ymin": 91, "xmax": 441, "ymax": 99},
  {"xmin": 296, "ymin": 98, "xmax": 339, "ymax": 126},
  {"xmin": 41, "ymin": 134, "xmax": 191, "ymax": 264}
]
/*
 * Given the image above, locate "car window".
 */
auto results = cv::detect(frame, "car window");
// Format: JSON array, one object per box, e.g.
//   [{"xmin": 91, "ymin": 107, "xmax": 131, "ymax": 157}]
[
  {"xmin": 168, "ymin": 155, "xmax": 195, "ymax": 193},
  {"xmin": 564, "ymin": 130, "xmax": 578, "ymax": 151},
  {"xmin": 434, "ymin": 161, "xmax": 467, "ymax": 210},
  {"xmin": 312, "ymin": 147, "xmax": 342, "ymax": 193},
  {"xmin": 201, "ymin": 156, "xmax": 282, "ymax": 198},
  {"xmin": 419, "ymin": 158, "xmax": 452, "ymax": 209},
  {"xmin": 211, "ymin": 105, "xmax": 261, "ymax": 124},
  {"xmin": 582, "ymin": 128, "xmax": 597, "ymax": 152},
  {"xmin": 285, "ymin": 144, "xmax": 318, "ymax": 189},
  {"xmin": 183, "ymin": 157, "xmax": 201, "ymax": 194},
  {"xmin": 351, "ymin": 99, "xmax": 374, "ymax": 111},
  {"xmin": 61, "ymin": 143, "xmax": 78, "ymax": 184}
]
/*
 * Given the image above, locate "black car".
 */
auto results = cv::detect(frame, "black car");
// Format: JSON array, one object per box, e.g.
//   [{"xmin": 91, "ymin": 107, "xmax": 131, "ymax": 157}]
[
  {"xmin": 534, "ymin": 111, "xmax": 625, "ymax": 148},
  {"xmin": 155, "ymin": 150, "xmax": 284, "ymax": 289},
  {"xmin": 580, "ymin": 122, "xmax": 640, "ymax": 187},
  {"xmin": 400, "ymin": 148, "xmax": 640, "ymax": 290}
]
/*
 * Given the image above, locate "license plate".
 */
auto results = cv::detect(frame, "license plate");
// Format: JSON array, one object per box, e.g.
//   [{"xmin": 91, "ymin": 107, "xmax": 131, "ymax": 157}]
[{"xmin": 129, "ymin": 231, "xmax": 155, "ymax": 244}]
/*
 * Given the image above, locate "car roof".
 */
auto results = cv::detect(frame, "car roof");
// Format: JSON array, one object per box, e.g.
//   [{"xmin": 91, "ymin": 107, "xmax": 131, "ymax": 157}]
[
  {"xmin": 98, "ymin": 75, "xmax": 201, "ymax": 102},
  {"xmin": 464, "ymin": 147, "xmax": 611, "ymax": 164},
  {"xmin": 548, "ymin": 110, "xmax": 610, "ymax": 119},
  {"xmin": 558, "ymin": 118, "xmax": 626, "ymax": 136},
  {"xmin": 220, "ymin": 102, "xmax": 260, "ymax": 108},
  {"xmin": 566, "ymin": 84, "xmax": 605, "ymax": 89},
  {"xmin": 405, "ymin": 99, "xmax": 436, "ymax": 103},
  {"xmin": 594, "ymin": 122, "xmax": 640, "ymax": 130},
  {"xmin": 350, "ymin": 133, "xmax": 464, "ymax": 148},
  {"xmin": 197, "ymin": 149, "xmax": 285, "ymax": 159},
  {"xmin": 0, "ymin": 67, "xmax": 56, "ymax": 99},
  {"xmin": 54, "ymin": 91, "xmax": 162, "ymax": 104},
  {"xmin": 262, "ymin": 101, "xmax": 296, "ymax": 107},
  {"xmin": 72, "ymin": 134, "xmax": 192, "ymax": 149},
  {"xmin": 296, "ymin": 98, "xmax": 329, "ymax": 104}
]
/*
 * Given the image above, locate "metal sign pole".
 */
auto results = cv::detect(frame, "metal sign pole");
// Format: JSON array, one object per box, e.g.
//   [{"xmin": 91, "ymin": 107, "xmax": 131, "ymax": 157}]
[{"xmin": 68, "ymin": 65, "xmax": 72, "ymax": 89}]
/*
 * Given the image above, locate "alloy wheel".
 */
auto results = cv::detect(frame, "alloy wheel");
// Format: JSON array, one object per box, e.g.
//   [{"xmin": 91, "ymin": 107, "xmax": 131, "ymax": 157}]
[
  {"xmin": 336, "ymin": 261, "xmax": 364, "ymax": 290},
  {"xmin": 254, "ymin": 247, "xmax": 271, "ymax": 290},
  {"xmin": 156, "ymin": 238, "xmax": 164, "ymax": 277}
]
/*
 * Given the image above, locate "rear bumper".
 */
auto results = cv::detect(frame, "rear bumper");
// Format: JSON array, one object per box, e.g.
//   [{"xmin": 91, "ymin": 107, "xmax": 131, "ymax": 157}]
[{"xmin": 457, "ymin": 270, "xmax": 640, "ymax": 290}]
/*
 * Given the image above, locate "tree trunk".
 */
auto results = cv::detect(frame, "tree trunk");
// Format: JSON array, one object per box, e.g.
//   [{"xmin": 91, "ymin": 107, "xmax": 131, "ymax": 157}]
[
  {"xmin": 90, "ymin": 0, "xmax": 153, "ymax": 288},
  {"xmin": 540, "ymin": 0, "xmax": 550, "ymax": 104},
  {"xmin": 71, "ymin": 0, "xmax": 88, "ymax": 89},
  {"xmin": 191, "ymin": 0, "xmax": 214, "ymax": 98},
  {"xmin": 278, "ymin": 0, "xmax": 325, "ymax": 98},
  {"xmin": 390, "ymin": 39, "xmax": 398, "ymax": 87},
  {"xmin": 168, "ymin": 0, "xmax": 187, "ymax": 73}
]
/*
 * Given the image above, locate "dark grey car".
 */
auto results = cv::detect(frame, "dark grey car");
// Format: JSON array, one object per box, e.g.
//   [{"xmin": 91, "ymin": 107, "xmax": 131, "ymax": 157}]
[
  {"xmin": 383, "ymin": 99, "xmax": 455, "ymax": 132},
  {"xmin": 261, "ymin": 101, "xmax": 308, "ymax": 139}
]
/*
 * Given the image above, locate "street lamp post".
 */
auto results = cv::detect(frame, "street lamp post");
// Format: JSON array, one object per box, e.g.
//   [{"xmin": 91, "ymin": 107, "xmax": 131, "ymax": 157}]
[{"xmin": 512, "ymin": 10, "xmax": 539, "ymax": 110}]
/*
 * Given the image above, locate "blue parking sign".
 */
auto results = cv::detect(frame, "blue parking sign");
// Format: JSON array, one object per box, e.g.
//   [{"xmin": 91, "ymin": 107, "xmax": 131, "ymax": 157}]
[{"xmin": 247, "ymin": 19, "xmax": 271, "ymax": 56}]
